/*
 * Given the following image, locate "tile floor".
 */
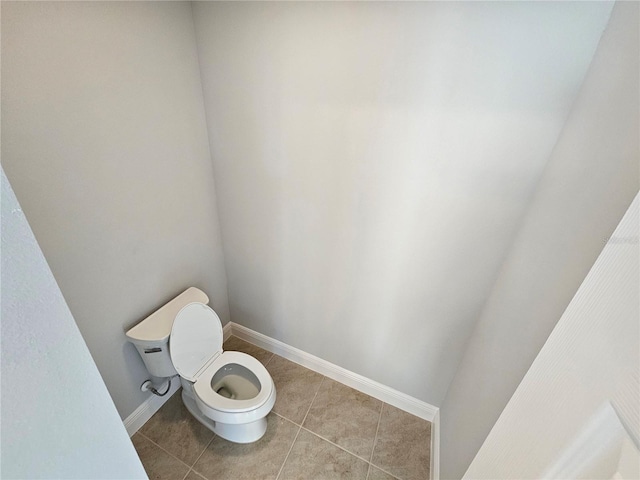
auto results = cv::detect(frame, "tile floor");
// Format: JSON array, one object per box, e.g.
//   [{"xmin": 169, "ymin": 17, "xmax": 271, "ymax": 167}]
[{"xmin": 132, "ymin": 336, "xmax": 431, "ymax": 480}]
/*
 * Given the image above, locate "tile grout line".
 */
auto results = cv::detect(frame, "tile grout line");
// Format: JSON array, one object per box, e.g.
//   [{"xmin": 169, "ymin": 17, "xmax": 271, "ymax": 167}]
[
  {"xmin": 275, "ymin": 425, "xmax": 302, "ymax": 480},
  {"xmin": 271, "ymin": 375, "xmax": 386, "ymax": 473},
  {"xmin": 275, "ymin": 375, "xmax": 326, "ymax": 480},
  {"xmin": 181, "ymin": 434, "xmax": 216, "ymax": 480},
  {"xmin": 299, "ymin": 426, "xmax": 372, "ymax": 465},
  {"xmin": 135, "ymin": 431, "xmax": 193, "ymax": 473},
  {"xmin": 263, "ymin": 351, "xmax": 275, "ymax": 367},
  {"xmin": 272, "ymin": 410, "xmax": 302, "ymax": 427},
  {"xmin": 301, "ymin": 375, "xmax": 325, "ymax": 426},
  {"xmin": 272, "ymin": 409, "xmax": 377, "ymax": 466},
  {"xmin": 366, "ymin": 401, "xmax": 384, "ymax": 480},
  {"xmin": 371, "ymin": 465, "xmax": 404, "ymax": 480},
  {"xmin": 268, "ymin": 374, "xmax": 392, "ymax": 473},
  {"xmin": 370, "ymin": 464, "xmax": 404, "ymax": 480},
  {"xmin": 367, "ymin": 404, "xmax": 405, "ymax": 480}
]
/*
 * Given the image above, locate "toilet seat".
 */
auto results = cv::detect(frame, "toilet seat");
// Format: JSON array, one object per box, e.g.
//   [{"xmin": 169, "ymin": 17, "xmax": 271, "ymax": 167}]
[
  {"xmin": 171, "ymin": 302, "xmax": 275, "ymax": 417},
  {"xmin": 194, "ymin": 351, "xmax": 274, "ymax": 413}
]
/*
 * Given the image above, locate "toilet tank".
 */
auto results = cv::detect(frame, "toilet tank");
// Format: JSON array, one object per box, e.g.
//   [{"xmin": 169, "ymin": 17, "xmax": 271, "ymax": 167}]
[{"xmin": 125, "ymin": 287, "xmax": 209, "ymax": 378}]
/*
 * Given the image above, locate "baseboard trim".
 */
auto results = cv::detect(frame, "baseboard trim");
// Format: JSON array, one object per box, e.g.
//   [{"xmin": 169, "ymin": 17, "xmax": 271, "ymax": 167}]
[
  {"xmin": 222, "ymin": 321, "xmax": 233, "ymax": 342},
  {"xmin": 229, "ymin": 322, "xmax": 439, "ymax": 423},
  {"xmin": 431, "ymin": 410, "xmax": 440, "ymax": 480},
  {"xmin": 123, "ymin": 377, "xmax": 181, "ymax": 437}
]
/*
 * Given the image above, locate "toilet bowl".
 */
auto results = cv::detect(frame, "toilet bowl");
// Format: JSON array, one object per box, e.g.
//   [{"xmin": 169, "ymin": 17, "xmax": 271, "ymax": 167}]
[
  {"xmin": 171, "ymin": 302, "xmax": 276, "ymax": 443},
  {"xmin": 125, "ymin": 288, "xmax": 276, "ymax": 444}
]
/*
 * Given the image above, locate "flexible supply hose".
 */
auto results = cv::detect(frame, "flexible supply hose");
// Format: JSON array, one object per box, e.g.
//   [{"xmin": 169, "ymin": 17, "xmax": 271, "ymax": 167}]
[{"xmin": 149, "ymin": 377, "xmax": 172, "ymax": 397}]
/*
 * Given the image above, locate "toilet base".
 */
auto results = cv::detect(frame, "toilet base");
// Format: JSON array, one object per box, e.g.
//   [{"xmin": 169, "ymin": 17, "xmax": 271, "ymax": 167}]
[{"xmin": 181, "ymin": 390, "xmax": 268, "ymax": 443}]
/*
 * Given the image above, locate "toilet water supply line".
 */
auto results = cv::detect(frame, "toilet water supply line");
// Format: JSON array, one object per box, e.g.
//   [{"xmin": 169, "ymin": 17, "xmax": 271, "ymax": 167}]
[{"xmin": 140, "ymin": 376, "xmax": 175, "ymax": 397}]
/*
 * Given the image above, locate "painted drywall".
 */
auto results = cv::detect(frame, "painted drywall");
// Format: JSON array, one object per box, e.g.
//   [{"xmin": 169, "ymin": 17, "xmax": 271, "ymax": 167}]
[
  {"xmin": 440, "ymin": 2, "xmax": 640, "ymax": 478},
  {"xmin": 192, "ymin": 1, "xmax": 613, "ymax": 407},
  {"xmin": 464, "ymin": 194, "xmax": 639, "ymax": 479},
  {"xmin": 1, "ymin": 169, "xmax": 147, "ymax": 479},
  {"xmin": 1, "ymin": 1, "xmax": 229, "ymax": 419}
]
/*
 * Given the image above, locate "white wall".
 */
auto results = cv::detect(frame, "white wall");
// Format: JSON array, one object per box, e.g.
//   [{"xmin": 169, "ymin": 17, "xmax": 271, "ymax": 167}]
[
  {"xmin": 1, "ymin": 1, "xmax": 229, "ymax": 419},
  {"xmin": 464, "ymin": 193, "xmax": 639, "ymax": 479},
  {"xmin": 440, "ymin": 2, "xmax": 640, "ymax": 477},
  {"xmin": 192, "ymin": 1, "xmax": 612, "ymax": 407},
  {"xmin": 1, "ymin": 169, "xmax": 147, "ymax": 479}
]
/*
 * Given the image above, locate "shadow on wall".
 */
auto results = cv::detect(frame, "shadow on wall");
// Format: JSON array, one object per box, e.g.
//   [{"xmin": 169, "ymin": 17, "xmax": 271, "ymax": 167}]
[{"xmin": 439, "ymin": 2, "xmax": 639, "ymax": 478}]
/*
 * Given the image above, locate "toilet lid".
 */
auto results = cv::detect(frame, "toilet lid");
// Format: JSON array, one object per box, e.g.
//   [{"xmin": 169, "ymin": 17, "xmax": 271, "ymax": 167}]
[{"xmin": 170, "ymin": 303, "xmax": 223, "ymax": 382}]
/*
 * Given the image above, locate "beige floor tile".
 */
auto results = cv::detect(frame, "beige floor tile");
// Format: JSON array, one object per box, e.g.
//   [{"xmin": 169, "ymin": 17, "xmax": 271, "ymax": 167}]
[
  {"xmin": 303, "ymin": 378, "xmax": 382, "ymax": 459},
  {"xmin": 132, "ymin": 433, "xmax": 190, "ymax": 480},
  {"xmin": 279, "ymin": 429, "xmax": 369, "ymax": 480},
  {"xmin": 266, "ymin": 355, "xmax": 324, "ymax": 424},
  {"xmin": 370, "ymin": 404, "xmax": 431, "ymax": 480},
  {"xmin": 224, "ymin": 335, "xmax": 274, "ymax": 365},
  {"xmin": 368, "ymin": 466, "xmax": 399, "ymax": 480},
  {"xmin": 139, "ymin": 390, "xmax": 215, "ymax": 466},
  {"xmin": 192, "ymin": 413, "xmax": 298, "ymax": 480}
]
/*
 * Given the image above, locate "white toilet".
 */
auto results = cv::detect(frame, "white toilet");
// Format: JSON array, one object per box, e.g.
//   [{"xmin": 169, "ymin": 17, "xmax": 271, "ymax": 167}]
[{"xmin": 126, "ymin": 287, "xmax": 276, "ymax": 443}]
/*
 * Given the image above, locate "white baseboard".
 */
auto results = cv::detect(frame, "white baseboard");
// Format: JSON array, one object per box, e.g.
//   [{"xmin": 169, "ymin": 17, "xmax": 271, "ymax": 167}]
[
  {"xmin": 229, "ymin": 322, "xmax": 439, "ymax": 423},
  {"xmin": 123, "ymin": 377, "xmax": 181, "ymax": 436},
  {"xmin": 223, "ymin": 321, "xmax": 233, "ymax": 342},
  {"xmin": 431, "ymin": 410, "xmax": 440, "ymax": 480}
]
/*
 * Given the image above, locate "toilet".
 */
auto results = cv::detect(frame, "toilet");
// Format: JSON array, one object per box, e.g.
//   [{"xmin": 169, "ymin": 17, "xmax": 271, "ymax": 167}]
[{"xmin": 126, "ymin": 287, "xmax": 276, "ymax": 443}]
